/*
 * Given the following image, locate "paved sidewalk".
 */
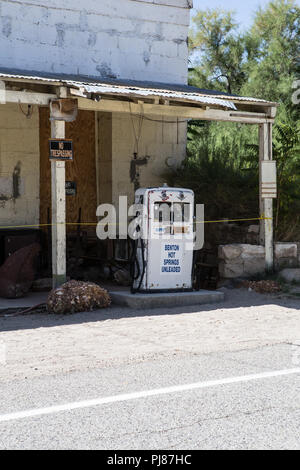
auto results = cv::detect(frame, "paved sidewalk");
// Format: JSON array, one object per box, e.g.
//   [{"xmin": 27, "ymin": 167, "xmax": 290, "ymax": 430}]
[{"xmin": 0, "ymin": 292, "xmax": 48, "ymax": 310}]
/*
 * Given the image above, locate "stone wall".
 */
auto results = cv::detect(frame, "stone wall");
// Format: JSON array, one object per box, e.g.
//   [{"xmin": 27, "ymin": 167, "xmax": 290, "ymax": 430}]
[
  {"xmin": 0, "ymin": 0, "xmax": 191, "ymax": 84},
  {"xmin": 297, "ymin": 243, "xmax": 300, "ymax": 267},
  {"xmin": 219, "ymin": 243, "xmax": 299, "ymax": 279}
]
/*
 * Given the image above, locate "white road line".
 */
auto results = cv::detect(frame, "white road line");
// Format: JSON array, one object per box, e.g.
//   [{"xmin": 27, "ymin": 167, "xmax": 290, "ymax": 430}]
[{"xmin": 0, "ymin": 368, "xmax": 300, "ymax": 424}]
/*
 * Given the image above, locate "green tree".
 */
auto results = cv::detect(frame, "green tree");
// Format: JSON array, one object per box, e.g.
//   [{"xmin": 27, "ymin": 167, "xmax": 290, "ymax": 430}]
[
  {"xmin": 189, "ymin": 9, "xmax": 248, "ymax": 94},
  {"xmin": 180, "ymin": 0, "xmax": 300, "ymax": 241},
  {"xmin": 272, "ymin": 122, "xmax": 300, "ymax": 239},
  {"xmin": 242, "ymin": 0, "xmax": 300, "ymax": 116}
]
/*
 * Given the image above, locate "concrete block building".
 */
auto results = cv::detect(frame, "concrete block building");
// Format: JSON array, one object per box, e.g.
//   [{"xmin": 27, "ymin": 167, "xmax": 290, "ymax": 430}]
[
  {"xmin": 0, "ymin": 0, "xmax": 192, "ymax": 228},
  {"xmin": 0, "ymin": 0, "xmax": 277, "ymax": 284}
]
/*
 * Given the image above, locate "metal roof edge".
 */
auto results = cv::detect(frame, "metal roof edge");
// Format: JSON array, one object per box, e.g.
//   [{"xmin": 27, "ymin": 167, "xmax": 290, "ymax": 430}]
[{"xmin": 0, "ymin": 67, "xmax": 279, "ymax": 108}]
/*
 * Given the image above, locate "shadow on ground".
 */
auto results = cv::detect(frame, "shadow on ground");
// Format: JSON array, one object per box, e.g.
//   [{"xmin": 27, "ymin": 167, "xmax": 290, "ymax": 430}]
[{"xmin": 0, "ymin": 287, "xmax": 299, "ymax": 333}]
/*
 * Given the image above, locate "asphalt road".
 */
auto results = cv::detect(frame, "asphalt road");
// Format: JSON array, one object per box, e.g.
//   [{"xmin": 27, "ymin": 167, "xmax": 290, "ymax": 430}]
[{"xmin": 0, "ymin": 342, "xmax": 299, "ymax": 450}]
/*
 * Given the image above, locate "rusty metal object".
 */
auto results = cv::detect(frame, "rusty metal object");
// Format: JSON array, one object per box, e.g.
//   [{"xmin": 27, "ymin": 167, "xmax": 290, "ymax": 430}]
[
  {"xmin": 130, "ymin": 153, "xmax": 150, "ymax": 191},
  {"xmin": 0, "ymin": 243, "xmax": 40, "ymax": 298},
  {"xmin": 50, "ymin": 98, "xmax": 78, "ymax": 122}
]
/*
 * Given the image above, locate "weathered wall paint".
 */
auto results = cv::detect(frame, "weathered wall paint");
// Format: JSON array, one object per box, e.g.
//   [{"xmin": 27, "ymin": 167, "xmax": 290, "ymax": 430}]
[
  {"xmin": 0, "ymin": 0, "xmax": 191, "ymax": 84},
  {"xmin": 0, "ymin": 106, "xmax": 186, "ymax": 227},
  {"xmin": 0, "ymin": 103, "xmax": 40, "ymax": 226},
  {"xmin": 110, "ymin": 112, "xmax": 187, "ymax": 207}
]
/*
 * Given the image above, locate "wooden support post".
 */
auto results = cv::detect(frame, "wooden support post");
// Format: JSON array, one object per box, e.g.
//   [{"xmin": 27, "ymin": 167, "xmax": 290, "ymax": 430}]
[
  {"xmin": 259, "ymin": 122, "xmax": 274, "ymax": 272},
  {"xmin": 259, "ymin": 124, "xmax": 267, "ymax": 244},
  {"xmin": 51, "ymin": 88, "xmax": 67, "ymax": 288}
]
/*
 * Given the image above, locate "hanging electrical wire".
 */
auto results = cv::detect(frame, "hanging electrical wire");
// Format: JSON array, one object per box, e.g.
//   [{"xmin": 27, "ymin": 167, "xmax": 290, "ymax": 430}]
[
  {"xmin": 18, "ymin": 102, "xmax": 33, "ymax": 119},
  {"xmin": 129, "ymin": 102, "xmax": 144, "ymax": 154},
  {"xmin": 129, "ymin": 109, "xmax": 189, "ymax": 125},
  {"xmin": 138, "ymin": 114, "xmax": 189, "ymax": 124}
]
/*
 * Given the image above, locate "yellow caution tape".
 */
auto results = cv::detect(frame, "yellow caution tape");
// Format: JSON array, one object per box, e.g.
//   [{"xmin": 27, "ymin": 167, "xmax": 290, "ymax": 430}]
[
  {"xmin": 195, "ymin": 216, "xmax": 272, "ymax": 224},
  {"xmin": 0, "ymin": 216, "xmax": 272, "ymax": 230}
]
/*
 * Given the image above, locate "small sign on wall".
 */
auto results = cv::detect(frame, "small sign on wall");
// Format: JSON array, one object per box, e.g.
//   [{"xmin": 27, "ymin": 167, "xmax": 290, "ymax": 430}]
[
  {"xmin": 65, "ymin": 181, "xmax": 77, "ymax": 196},
  {"xmin": 49, "ymin": 139, "xmax": 73, "ymax": 161}
]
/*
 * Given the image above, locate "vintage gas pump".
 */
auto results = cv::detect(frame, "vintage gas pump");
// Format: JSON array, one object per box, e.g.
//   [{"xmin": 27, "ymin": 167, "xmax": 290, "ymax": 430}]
[{"xmin": 131, "ymin": 186, "xmax": 194, "ymax": 293}]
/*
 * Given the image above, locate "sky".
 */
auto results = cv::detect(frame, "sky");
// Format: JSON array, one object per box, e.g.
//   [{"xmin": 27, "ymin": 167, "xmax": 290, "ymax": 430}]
[{"xmin": 191, "ymin": 0, "xmax": 299, "ymax": 31}]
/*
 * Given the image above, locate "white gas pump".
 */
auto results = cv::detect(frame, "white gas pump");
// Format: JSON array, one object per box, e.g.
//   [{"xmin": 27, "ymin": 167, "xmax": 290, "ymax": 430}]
[{"xmin": 131, "ymin": 186, "xmax": 194, "ymax": 293}]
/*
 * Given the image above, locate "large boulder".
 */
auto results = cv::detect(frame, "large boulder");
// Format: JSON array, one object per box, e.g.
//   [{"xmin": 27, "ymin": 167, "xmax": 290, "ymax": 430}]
[
  {"xmin": 275, "ymin": 243, "xmax": 297, "ymax": 259},
  {"xmin": 243, "ymin": 258, "xmax": 266, "ymax": 276},
  {"xmin": 47, "ymin": 280, "xmax": 111, "ymax": 314},
  {"xmin": 279, "ymin": 269, "xmax": 300, "ymax": 283},
  {"xmin": 219, "ymin": 261, "xmax": 244, "ymax": 279},
  {"xmin": 218, "ymin": 245, "xmax": 243, "ymax": 261},
  {"xmin": 0, "ymin": 243, "xmax": 40, "ymax": 298},
  {"xmin": 275, "ymin": 243, "xmax": 298, "ymax": 270},
  {"xmin": 240, "ymin": 244, "xmax": 265, "ymax": 259},
  {"xmin": 219, "ymin": 244, "xmax": 266, "ymax": 279}
]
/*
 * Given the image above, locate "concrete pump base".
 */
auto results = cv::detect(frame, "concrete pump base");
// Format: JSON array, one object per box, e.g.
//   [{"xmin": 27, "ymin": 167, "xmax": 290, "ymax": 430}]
[{"xmin": 110, "ymin": 289, "xmax": 224, "ymax": 309}]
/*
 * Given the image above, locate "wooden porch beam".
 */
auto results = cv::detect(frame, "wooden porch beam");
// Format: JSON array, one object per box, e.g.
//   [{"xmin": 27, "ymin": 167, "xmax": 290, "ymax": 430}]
[
  {"xmin": 76, "ymin": 97, "xmax": 275, "ymax": 124},
  {"xmin": 3, "ymin": 90, "xmax": 56, "ymax": 105},
  {"xmin": 1, "ymin": 89, "xmax": 276, "ymax": 125}
]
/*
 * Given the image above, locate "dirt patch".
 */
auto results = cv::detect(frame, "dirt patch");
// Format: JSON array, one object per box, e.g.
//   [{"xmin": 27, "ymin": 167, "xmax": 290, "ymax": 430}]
[
  {"xmin": 0, "ymin": 288, "xmax": 299, "ymax": 383},
  {"xmin": 241, "ymin": 280, "xmax": 282, "ymax": 294}
]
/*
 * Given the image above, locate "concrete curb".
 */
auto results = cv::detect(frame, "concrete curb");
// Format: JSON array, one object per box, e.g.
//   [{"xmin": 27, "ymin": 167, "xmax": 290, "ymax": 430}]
[{"xmin": 110, "ymin": 290, "xmax": 225, "ymax": 309}]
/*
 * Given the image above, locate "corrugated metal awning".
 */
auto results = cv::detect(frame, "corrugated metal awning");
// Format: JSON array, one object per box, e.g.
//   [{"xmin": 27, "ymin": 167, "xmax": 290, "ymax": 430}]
[
  {"xmin": 0, "ymin": 68, "xmax": 278, "ymax": 111},
  {"xmin": 68, "ymin": 81, "xmax": 238, "ymax": 110}
]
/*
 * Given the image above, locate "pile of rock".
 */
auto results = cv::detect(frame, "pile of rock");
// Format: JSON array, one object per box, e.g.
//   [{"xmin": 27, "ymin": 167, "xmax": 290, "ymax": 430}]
[
  {"xmin": 241, "ymin": 280, "xmax": 282, "ymax": 294},
  {"xmin": 47, "ymin": 280, "xmax": 111, "ymax": 314}
]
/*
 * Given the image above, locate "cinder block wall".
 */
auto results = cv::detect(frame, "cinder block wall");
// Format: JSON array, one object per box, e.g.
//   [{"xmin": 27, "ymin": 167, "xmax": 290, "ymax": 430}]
[
  {"xmin": 0, "ymin": 106, "xmax": 188, "ymax": 227},
  {"xmin": 111, "ymin": 112, "xmax": 187, "ymax": 207},
  {"xmin": 0, "ymin": 0, "xmax": 191, "ymax": 84},
  {"xmin": 0, "ymin": 103, "xmax": 40, "ymax": 226}
]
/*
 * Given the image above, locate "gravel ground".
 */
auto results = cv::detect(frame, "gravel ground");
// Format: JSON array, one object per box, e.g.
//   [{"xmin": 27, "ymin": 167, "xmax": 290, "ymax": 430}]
[{"xmin": 0, "ymin": 288, "xmax": 299, "ymax": 383}]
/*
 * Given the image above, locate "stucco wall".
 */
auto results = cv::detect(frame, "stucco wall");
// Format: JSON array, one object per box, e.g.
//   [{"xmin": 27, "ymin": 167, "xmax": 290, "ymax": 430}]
[
  {"xmin": 0, "ymin": 0, "xmax": 191, "ymax": 84},
  {"xmin": 111, "ymin": 112, "xmax": 187, "ymax": 207},
  {"xmin": 0, "ymin": 103, "xmax": 40, "ymax": 226}
]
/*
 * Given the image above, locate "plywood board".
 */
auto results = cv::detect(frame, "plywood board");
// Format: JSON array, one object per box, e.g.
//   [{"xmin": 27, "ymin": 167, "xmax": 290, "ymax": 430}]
[{"xmin": 39, "ymin": 108, "xmax": 97, "ymax": 231}]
